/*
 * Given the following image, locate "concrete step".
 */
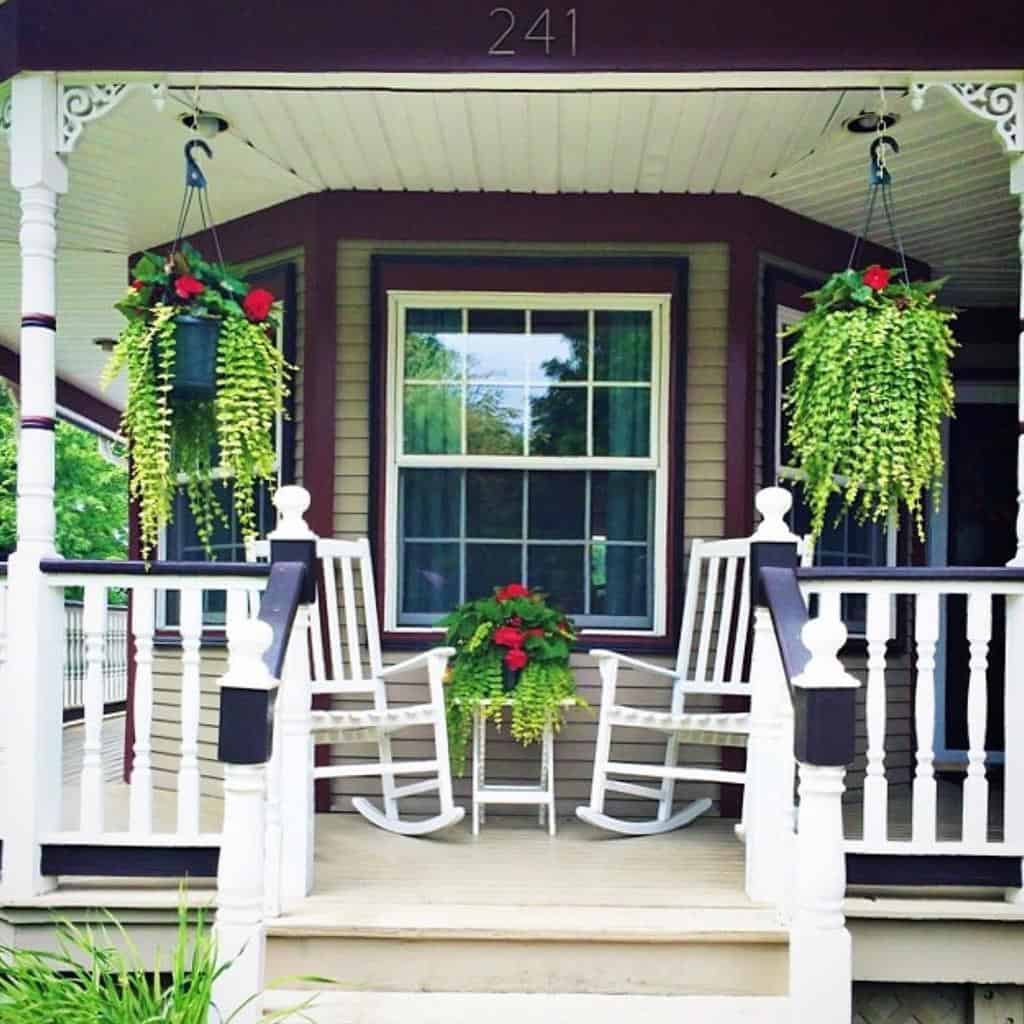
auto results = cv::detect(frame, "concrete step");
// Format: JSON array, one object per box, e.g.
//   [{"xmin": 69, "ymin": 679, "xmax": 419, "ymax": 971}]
[
  {"xmin": 265, "ymin": 902, "xmax": 789, "ymax": 996},
  {"xmin": 263, "ymin": 990, "xmax": 791, "ymax": 1023}
]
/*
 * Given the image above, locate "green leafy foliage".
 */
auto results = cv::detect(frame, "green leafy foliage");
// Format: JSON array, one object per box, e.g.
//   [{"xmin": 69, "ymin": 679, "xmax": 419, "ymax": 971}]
[
  {"xmin": 102, "ymin": 243, "xmax": 292, "ymax": 561},
  {"xmin": 440, "ymin": 585, "xmax": 586, "ymax": 775},
  {"xmin": 0, "ymin": 900, "xmax": 317, "ymax": 1023},
  {"xmin": 782, "ymin": 266, "xmax": 957, "ymax": 539},
  {"xmin": 0, "ymin": 381, "xmax": 127, "ymax": 562}
]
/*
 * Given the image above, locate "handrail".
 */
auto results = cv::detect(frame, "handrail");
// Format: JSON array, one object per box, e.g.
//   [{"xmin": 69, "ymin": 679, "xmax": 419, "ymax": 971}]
[
  {"xmin": 255, "ymin": 562, "xmax": 306, "ymax": 680},
  {"xmin": 798, "ymin": 566, "xmax": 1024, "ymax": 583},
  {"xmin": 760, "ymin": 565, "xmax": 812, "ymax": 688},
  {"xmin": 40, "ymin": 558, "xmax": 270, "ymax": 578}
]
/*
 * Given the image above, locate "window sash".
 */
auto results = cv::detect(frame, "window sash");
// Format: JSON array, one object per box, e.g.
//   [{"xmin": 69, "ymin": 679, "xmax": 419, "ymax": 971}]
[{"xmin": 386, "ymin": 290, "xmax": 672, "ymax": 635}]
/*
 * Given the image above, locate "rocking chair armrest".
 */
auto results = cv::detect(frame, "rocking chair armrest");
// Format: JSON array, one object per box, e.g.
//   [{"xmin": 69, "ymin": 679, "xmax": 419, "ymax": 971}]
[
  {"xmin": 588, "ymin": 649, "xmax": 681, "ymax": 680},
  {"xmin": 377, "ymin": 646, "xmax": 456, "ymax": 680}
]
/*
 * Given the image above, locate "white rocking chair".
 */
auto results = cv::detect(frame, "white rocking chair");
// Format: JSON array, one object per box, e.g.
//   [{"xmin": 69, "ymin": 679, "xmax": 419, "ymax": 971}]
[
  {"xmin": 250, "ymin": 537, "xmax": 464, "ymax": 836},
  {"xmin": 577, "ymin": 491, "xmax": 807, "ymax": 836}
]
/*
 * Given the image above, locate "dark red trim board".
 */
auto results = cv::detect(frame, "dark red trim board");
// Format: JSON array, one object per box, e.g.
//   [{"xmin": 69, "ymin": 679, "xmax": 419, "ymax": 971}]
[{"xmin": 3, "ymin": 0, "xmax": 1022, "ymax": 78}]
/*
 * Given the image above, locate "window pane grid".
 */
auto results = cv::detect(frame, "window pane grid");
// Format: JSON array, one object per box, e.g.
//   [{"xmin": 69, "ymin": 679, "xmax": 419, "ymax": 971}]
[
  {"xmin": 402, "ymin": 305, "xmax": 653, "ymax": 460},
  {"xmin": 398, "ymin": 468, "xmax": 653, "ymax": 626}
]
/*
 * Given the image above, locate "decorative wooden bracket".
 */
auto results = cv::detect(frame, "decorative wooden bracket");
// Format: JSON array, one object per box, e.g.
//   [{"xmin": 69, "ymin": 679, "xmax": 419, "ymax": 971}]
[
  {"xmin": 1, "ymin": 80, "xmax": 167, "ymax": 151},
  {"xmin": 910, "ymin": 81, "xmax": 1023, "ymax": 154}
]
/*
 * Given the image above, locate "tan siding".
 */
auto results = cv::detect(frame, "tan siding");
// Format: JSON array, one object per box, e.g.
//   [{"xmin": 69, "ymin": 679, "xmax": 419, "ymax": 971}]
[{"xmin": 331, "ymin": 239, "xmax": 731, "ymax": 818}]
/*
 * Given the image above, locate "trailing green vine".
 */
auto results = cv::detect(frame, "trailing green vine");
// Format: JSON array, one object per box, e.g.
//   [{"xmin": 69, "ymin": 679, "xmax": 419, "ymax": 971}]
[
  {"xmin": 101, "ymin": 244, "xmax": 291, "ymax": 559},
  {"xmin": 440, "ymin": 583, "xmax": 586, "ymax": 776},
  {"xmin": 782, "ymin": 265, "xmax": 957, "ymax": 539}
]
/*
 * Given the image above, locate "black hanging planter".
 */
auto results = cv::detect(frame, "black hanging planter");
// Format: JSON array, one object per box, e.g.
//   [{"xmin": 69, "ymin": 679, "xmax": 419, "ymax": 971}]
[
  {"xmin": 170, "ymin": 314, "xmax": 220, "ymax": 399},
  {"xmin": 501, "ymin": 663, "xmax": 521, "ymax": 693}
]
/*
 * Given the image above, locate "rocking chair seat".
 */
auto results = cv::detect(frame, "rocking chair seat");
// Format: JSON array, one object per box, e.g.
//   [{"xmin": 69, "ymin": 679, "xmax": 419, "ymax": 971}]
[
  {"xmin": 310, "ymin": 703, "xmax": 439, "ymax": 742},
  {"xmin": 605, "ymin": 706, "xmax": 750, "ymax": 746}
]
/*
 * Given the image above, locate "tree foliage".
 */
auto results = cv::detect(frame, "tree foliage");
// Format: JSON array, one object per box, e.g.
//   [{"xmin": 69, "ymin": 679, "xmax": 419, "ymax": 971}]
[{"xmin": 0, "ymin": 382, "xmax": 128, "ymax": 561}]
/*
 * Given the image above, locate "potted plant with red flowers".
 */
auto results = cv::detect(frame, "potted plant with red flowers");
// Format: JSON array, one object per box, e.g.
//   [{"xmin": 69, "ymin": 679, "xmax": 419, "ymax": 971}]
[
  {"xmin": 439, "ymin": 582, "xmax": 586, "ymax": 775},
  {"xmin": 782, "ymin": 264, "xmax": 956, "ymax": 539},
  {"xmin": 100, "ymin": 241, "xmax": 290, "ymax": 560}
]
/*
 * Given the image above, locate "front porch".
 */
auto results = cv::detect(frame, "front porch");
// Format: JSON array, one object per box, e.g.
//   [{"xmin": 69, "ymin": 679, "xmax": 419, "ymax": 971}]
[{"xmin": 0, "ymin": 47, "xmax": 1023, "ymax": 1024}]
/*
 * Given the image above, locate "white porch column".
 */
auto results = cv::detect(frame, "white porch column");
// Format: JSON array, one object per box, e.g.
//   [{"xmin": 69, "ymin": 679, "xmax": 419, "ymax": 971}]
[
  {"xmin": 1011, "ymin": 155, "xmax": 1024, "ymax": 566},
  {"xmin": 269, "ymin": 486, "xmax": 317, "ymax": 912},
  {"xmin": 744, "ymin": 488, "xmax": 800, "ymax": 908},
  {"xmin": 3, "ymin": 74, "xmax": 69, "ymax": 897}
]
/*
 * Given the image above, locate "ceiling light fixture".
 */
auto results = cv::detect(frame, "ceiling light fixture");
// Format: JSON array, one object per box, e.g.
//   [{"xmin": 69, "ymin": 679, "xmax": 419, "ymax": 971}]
[
  {"xmin": 178, "ymin": 109, "xmax": 230, "ymax": 139},
  {"xmin": 844, "ymin": 111, "xmax": 900, "ymax": 134}
]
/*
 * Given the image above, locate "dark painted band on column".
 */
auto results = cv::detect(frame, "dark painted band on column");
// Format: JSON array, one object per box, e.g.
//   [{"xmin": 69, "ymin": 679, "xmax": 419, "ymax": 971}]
[
  {"xmin": 21, "ymin": 313, "xmax": 57, "ymax": 331},
  {"xmin": 1019, "ymin": 421, "xmax": 1024, "ymax": 436},
  {"xmin": 21, "ymin": 416, "xmax": 56, "ymax": 430}
]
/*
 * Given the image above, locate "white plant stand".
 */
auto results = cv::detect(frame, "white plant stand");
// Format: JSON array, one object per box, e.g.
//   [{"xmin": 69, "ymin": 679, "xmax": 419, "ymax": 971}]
[{"xmin": 471, "ymin": 700, "xmax": 560, "ymax": 836}]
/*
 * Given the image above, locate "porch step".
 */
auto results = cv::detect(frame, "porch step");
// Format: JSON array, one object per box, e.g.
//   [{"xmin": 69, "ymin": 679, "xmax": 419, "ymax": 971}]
[
  {"xmin": 264, "ymin": 902, "xmax": 789, "ymax": 996},
  {"xmin": 263, "ymin": 990, "xmax": 791, "ymax": 1023}
]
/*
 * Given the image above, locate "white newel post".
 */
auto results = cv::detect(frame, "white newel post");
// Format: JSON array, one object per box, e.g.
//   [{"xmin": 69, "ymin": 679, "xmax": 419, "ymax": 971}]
[
  {"xmin": 3, "ymin": 74, "xmax": 69, "ymax": 897},
  {"xmin": 1006, "ymin": 590, "xmax": 1024, "ymax": 903},
  {"xmin": 1008, "ymin": 156, "xmax": 1024, "ymax": 567},
  {"xmin": 789, "ymin": 617, "xmax": 860, "ymax": 1024},
  {"xmin": 214, "ymin": 619, "xmax": 276, "ymax": 1024},
  {"xmin": 269, "ymin": 486, "xmax": 316, "ymax": 912},
  {"xmin": 744, "ymin": 487, "xmax": 800, "ymax": 907}
]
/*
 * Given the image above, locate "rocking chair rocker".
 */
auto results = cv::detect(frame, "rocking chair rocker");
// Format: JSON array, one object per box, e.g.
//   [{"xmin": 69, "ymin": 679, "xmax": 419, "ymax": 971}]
[
  {"xmin": 577, "ymin": 488, "xmax": 806, "ymax": 836},
  {"xmin": 249, "ymin": 535, "xmax": 464, "ymax": 836}
]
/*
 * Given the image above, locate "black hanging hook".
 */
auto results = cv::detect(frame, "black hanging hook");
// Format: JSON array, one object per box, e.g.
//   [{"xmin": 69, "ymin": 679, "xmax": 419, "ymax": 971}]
[
  {"xmin": 184, "ymin": 139, "xmax": 213, "ymax": 190},
  {"xmin": 869, "ymin": 135, "xmax": 899, "ymax": 185}
]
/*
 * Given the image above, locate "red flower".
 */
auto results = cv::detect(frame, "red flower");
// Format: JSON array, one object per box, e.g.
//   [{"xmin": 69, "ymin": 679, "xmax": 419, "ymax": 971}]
[
  {"xmin": 496, "ymin": 583, "xmax": 530, "ymax": 602},
  {"xmin": 504, "ymin": 647, "xmax": 528, "ymax": 671},
  {"xmin": 174, "ymin": 274, "xmax": 205, "ymax": 300},
  {"xmin": 524, "ymin": 627, "xmax": 545, "ymax": 639},
  {"xmin": 243, "ymin": 287, "xmax": 275, "ymax": 322},
  {"xmin": 862, "ymin": 265, "xmax": 891, "ymax": 291},
  {"xmin": 494, "ymin": 625, "xmax": 525, "ymax": 648},
  {"xmin": 130, "ymin": 280, "xmax": 145, "ymax": 292}
]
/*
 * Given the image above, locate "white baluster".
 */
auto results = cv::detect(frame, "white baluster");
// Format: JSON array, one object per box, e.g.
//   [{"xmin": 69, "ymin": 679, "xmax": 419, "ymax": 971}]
[
  {"xmin": 863, "ymin": 591, "xmax": 889, "ymax": 845},
  {"xmin": 789, "ymin": 616, "xmax": 858, "ymax": 1024},
  {"xmin": 1005, "ymin": 593, "xmax": 1024, "ymax": 902},
  {"xmin": 177, "ymin": 589, "xmax": 203, "ymax": 837},
  {"xmin": 963, "ymin": 591, "xmax": 993, "ymax": 845},
  {"xmin": 129, "ymin": 588, "xmax": 155, "ymax": 836},
  {"xmin": 912, "ymin": 591, "xmax": 939, "ymax": 846},
  {"xmin": 80, "ymin": 583, "xmax": 107, "ymax": 835},
  {"xmin": 214, "ymin": 619, "xmax": 274, "ymax": 1024}
]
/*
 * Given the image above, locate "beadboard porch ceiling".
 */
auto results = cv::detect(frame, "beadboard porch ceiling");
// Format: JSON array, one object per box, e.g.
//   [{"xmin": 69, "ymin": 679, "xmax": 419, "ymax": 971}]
[{"xmin": 0, "ymin": 81, "xmax": 1017, "ymax": 411}]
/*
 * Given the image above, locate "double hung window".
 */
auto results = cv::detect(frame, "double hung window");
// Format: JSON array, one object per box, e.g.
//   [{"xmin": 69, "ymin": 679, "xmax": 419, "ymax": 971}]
[{"xmin": 387, "ymin": 292, "xmax": 671, "ymax": 633}]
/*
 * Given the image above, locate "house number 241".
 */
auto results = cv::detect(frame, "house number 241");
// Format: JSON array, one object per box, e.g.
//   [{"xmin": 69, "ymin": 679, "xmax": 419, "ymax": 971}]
[{"xmin": 488, "ymin": 8, "xmax": 578, "ymax": 57}]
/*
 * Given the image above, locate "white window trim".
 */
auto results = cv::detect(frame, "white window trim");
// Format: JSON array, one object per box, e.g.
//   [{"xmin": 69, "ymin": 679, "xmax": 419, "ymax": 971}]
[{"xmin": 384, "ymin": 289, "xmax": 673, "ymax": 636}]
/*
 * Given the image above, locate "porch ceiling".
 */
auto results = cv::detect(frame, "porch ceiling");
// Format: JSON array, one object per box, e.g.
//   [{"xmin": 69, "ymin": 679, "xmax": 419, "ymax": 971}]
[{"xmin": 0, "ymin": 81, "xmax": 1017, "ymax": 412}]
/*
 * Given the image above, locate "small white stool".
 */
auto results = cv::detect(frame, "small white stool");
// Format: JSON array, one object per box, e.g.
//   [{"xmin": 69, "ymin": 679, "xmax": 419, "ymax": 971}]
[{"xmin": 471, "ymin": 699, "xmax": 558, "ymax": 836}]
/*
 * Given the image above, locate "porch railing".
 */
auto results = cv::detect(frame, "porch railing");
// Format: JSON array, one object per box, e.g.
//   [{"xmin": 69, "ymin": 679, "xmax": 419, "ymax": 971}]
[
  {"xmin": 0, "ymin": 488, "xmax": 320, "ymax": 1024},
  {"xmin": 62, "ymin": 601, "xmax": 129, "ymax": 711},
  {"xmin": 749, "ymin": 536, "xmax": 1024, "ymax": 1024},
  {"xmin": 798, "ymin": 567, "xmax": 1024, "ymax": 877}
]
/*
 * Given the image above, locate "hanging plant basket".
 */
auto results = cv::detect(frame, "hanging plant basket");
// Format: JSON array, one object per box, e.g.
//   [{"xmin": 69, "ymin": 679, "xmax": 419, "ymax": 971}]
[
  {"xmin": 169, "ymin": 314, "xmax": 220, "ymax": 399},
  {"xmin": 100, "ymin": 139, "xmax": 292, "ymax": 561},
  {"xmin": 781, "ymin": 132, "xmax": 958, "ymax": 541},
  {"xmin": 783, "ymin": 266, "xmax": 957, "ymax": 540}
]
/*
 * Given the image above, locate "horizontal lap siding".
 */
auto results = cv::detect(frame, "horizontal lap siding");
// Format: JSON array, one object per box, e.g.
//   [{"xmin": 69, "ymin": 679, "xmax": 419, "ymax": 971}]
[
  {"xmin": 148, "ymin": 248, "xmax": 305, "ymax": 798},
  {"xmin": 331, "ymin": 239, "xmax": 730, "ymax": 819}
]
